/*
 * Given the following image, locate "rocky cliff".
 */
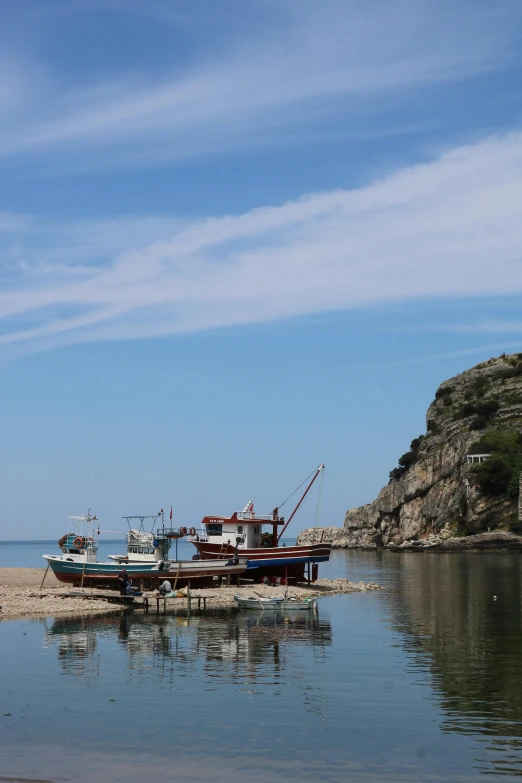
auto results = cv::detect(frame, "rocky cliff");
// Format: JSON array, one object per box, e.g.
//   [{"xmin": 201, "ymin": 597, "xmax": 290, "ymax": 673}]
[{"xmin": 298, "ymin": 353, "xmax": 522, "ymax": 549}]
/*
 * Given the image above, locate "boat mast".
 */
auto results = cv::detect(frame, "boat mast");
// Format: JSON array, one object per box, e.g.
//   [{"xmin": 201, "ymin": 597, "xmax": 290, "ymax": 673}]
[{"xmin": 276, "ymin": 463, "xmax": 324, "ymax": 544}]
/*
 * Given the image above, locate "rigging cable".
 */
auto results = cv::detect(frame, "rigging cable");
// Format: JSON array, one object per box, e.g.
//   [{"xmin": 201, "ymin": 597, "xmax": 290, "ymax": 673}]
[
  {"xmin": 314, "ymin": 467, "xmax": 324, "ymax": 529},
  {"xmin": 277, "ymin": 467, "xmax": 318, "ymax": 510},
  {"xmin": 313, "ymin": 466, "xmax": 325, "ymax": 543}
]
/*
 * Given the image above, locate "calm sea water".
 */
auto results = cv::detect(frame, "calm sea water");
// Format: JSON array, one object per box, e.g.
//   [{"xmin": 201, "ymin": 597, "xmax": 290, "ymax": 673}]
[
  {"xmin": 0, "ymin": 537, "xmax": 205, "ymax": 568},
  {"xmin": 2, "ymin": 548, "xmax": 522, "ymax": 782}
]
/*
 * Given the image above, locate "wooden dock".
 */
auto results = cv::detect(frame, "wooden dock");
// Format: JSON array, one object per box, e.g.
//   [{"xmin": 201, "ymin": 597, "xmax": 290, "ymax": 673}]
[
  {"xmin": 60, "ymin": 590, "xmax": 208, "ymax": 615},
  {"xmin": 62, "ymin": 592, "xmax": 143, "ymax": 606}
]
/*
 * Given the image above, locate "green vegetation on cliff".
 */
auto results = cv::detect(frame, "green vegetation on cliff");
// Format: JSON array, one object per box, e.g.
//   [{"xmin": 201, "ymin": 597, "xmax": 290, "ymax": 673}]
[
  {"xmin": 389, "ymin": 435, "xmax": 425, "ymax": 482},
  {"xmin": 469, "ymin": 430, "xmax": 522, "ymax": 497},
  {"xmin": 302, "ymin": 353, "xmax": 522, "ymax": 549}
]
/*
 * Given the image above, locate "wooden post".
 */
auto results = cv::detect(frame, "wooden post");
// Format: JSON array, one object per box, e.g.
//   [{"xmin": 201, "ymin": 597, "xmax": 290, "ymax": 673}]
[
  {"xmin": 80, "ymin": 561, "xmax": 87, "ymax": 589},
  {"xmin": 307, "ymin": 562, "xmax": 310, "ymax": 586},
  {"xmin": 172, "ymin": 563, "xmax": 181, "ymax": 593},
  {"xmin": 187, "ymin": 580, "xmax": 191, "ymax": 619},
  {"xmin": 40, "ymin": 564, "xmax": 50, "ymax": 590}
]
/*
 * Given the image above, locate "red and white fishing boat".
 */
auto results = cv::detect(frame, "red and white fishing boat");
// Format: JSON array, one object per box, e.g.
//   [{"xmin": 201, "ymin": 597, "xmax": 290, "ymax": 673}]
[{"xmin": 189, "ymin": 464, "xmax": 331, "ymax": 582}]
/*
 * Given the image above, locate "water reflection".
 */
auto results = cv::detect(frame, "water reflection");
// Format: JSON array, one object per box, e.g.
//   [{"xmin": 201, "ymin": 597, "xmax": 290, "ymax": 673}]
[
  {"xmin": 389, "ymin": 552, "xmax": 522, "ymax": 777},
  {"xmin": 44, "ymin": 609, "xmax": 331, "ymax": 702}
]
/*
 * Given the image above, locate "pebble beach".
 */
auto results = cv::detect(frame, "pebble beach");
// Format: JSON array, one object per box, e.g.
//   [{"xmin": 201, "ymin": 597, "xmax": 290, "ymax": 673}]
[{"xmin": 0, "ymin": 567, "xmax": 383, "ymax": 620}]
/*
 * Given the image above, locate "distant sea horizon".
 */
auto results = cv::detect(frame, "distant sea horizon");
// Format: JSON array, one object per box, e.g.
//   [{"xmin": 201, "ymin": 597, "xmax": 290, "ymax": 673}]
[{"xmin": 0, "ymin": 536, "xmax": 297, "ymax": 568}]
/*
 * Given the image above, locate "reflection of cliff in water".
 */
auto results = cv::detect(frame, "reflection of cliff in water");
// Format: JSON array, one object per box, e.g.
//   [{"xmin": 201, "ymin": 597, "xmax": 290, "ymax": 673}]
[
  {"xmin": 44, "ymin": 609, "xmax": 331, "ymax": 711},
  {"xmin": 391, "ymin": 552, "xmax": 522, "ymax": 775}
]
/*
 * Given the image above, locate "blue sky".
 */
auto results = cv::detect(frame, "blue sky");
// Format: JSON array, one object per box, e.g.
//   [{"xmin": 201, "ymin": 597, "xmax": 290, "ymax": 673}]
[{"xmin": 1, "ymin": 0, "xmax": 522, "ymax": 539}]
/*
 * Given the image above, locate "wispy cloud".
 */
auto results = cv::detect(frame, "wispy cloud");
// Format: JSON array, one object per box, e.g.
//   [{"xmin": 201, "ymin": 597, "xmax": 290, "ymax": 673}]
[
  {"xmin": 0, "ymin": 212, "xmax": 31, "ymax": 233},
  {"xmin": 357, "ymin": 342, "xmax": 522, "ymax": 369},
  {"xmin": 395, "ymin": 320, "xmax": 522, "ymax": 335},
  {"xmin": 0, "ymin": 0, "xmax": 520, "ymax": 171},
  {"xmin": 1, "ymin": 130, "xmax": 522, "ymax": 359}
]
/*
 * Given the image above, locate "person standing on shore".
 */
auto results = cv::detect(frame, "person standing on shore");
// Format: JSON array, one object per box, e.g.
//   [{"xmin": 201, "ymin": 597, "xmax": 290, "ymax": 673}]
[{"xmin": 117, "ymin": 568, "xmax": 129, "ymax": 596}]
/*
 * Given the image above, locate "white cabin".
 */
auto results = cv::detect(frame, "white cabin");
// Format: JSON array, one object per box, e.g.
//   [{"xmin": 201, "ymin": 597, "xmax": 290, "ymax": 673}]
[
  {"xmin": 44, "ymin": 513, "xmax": 99, "ymax": 564},
  {"xmin": 109, "ymin": 529, "xmax": 165, "ymax": 563},
  {"xmin": 197, "ymin": 502, "xmax": 284, "ymax": 550}
]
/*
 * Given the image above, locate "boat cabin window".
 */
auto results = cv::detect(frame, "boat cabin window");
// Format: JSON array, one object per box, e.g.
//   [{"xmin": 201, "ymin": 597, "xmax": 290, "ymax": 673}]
[
  {"xmin": 138, "ymin": 547, "xmax": 143, "ymax": 554},
  {"xmin": 207, "ymin": 524, "xmax": 222, "ymax": 536},
  {"xmin": 253, "ymin": 526, "xmax": 260, "ymax": 534},
  {"xmin": 237, "ymin": 525, "xmax": 244, "ymax": 534}
]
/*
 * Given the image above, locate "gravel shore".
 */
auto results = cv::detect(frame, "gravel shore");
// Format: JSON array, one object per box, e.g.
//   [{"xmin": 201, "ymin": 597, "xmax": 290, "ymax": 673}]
[{"xmin": 0, "ymin": 568, "xmax": 383, "ymax": 621}]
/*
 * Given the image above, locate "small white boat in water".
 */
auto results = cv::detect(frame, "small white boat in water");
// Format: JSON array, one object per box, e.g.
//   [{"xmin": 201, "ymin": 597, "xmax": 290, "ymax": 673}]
[{"xmin": 234, "ymin": 595, "xmax": 317, "ymax": 611}]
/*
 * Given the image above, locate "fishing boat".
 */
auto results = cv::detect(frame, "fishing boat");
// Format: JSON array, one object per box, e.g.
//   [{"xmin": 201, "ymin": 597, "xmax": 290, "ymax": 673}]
[
  {"xmin": 105, "ymin": 512, "xmax": 171, "ymax": 564},
  {"xmin": 44, "ymin": 554, "xmax": 248, "ymax": 587},
  {"xmin": 234, "ymin": 595, "xmax": 318, "ymax": 611},
  {"xmin": 43, "ymin": 510, "xmax": 248, "ymax": 587},
  {"xmin": 44, "ymin": 511, "xmax": 100, "ymax": 565},
  {"xmin": 189, "ymin": 464, "xmax": 331, "ymax": 582}
]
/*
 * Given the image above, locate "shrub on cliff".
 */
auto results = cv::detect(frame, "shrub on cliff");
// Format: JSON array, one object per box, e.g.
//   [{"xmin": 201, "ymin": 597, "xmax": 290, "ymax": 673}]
[
  {"xmin": 453, "ymin": 398, "xmax": 500, "ymax": 424},
  {"xmin": 389, "ymin": 436, "xmax": 425, "ymax": 482},
  {"xmin": 469, "ymin": 429, "xmax": 522, "ymax": 455},
  {"xmin": 435, "ymin": 386, "xmax": 453, "ymax": 401},
  {"xmin": 474, "ymin": 454, "xmax": 513, "ymax": 495},
  {"xmin": 471, "ymin": 429, "xmax": 522, "ymax": 496}
]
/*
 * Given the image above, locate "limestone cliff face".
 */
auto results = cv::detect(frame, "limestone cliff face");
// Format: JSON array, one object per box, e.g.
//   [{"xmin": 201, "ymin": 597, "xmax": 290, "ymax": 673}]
[{"xmin": 298, "ymin": 354, "xmax": 522, "ymax": 549}]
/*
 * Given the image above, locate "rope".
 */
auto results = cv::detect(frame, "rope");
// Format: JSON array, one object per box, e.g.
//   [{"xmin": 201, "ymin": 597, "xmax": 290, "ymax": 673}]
[
  {"xmin": 277, "ymin": 467, "xmax": 318, "ymax": 510},
  {"xmin": 314, "ymin": 468, "xmax": 324, "ymax": 529}
]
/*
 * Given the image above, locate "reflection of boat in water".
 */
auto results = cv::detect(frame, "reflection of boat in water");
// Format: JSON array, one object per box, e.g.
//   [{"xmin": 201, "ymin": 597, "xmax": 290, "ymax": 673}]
[
  {"xmin": 45, "ymin": 608, "xmax": 331, "ymax": 676},
  {"xmin": 234, "ymin": 595, "xmax": 318, "ymax": 611}
]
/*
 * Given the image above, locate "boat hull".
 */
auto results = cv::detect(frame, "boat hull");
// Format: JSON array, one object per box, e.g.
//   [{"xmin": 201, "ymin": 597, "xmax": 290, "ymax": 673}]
[
  {"xmin": 44, "ymin": 556, "xmax": 247, "ymax": 587},
  {"xmin": 234, "ymin": 596, "xmax": 317, "ymax": 611},
  {"xmin": 193, "ymin": 542, "xmax": 331, "ymax": 580}
]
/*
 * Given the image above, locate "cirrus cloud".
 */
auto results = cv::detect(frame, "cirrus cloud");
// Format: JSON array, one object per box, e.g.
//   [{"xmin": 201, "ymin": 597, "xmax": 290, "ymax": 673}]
[{"xmin": 1, "ymin": 131, "xmax": 521, "ymax": 359}]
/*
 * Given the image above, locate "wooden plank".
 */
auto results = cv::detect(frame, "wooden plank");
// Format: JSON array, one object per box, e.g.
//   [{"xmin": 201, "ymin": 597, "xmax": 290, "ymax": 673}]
[{"xmin": 62, "ymin": 592, "xmax": 135, "ymax": 602}]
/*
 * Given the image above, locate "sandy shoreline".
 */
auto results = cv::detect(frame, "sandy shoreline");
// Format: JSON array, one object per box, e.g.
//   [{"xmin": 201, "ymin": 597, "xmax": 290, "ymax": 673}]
[{"xmin": 0, "ymin": 568, "xmax": 383, "ymax": 621}]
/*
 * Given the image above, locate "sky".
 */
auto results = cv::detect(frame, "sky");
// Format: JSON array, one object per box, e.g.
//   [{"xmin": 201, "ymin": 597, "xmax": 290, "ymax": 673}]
[{"xmin": 1, "ymin": 0, "xmax": 522, "ymax": 540}]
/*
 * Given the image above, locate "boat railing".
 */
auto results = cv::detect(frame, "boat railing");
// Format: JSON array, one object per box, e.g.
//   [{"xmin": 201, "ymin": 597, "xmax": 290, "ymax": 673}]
[
  {"xmin": 155, "ymin": 527, "xmax": 208, "ymax": 542},
  {"xmin": 187, "ymin": 534, "xmax": 208, "ymax": 542},
  {"xmin": 236, "ymin": 513, "xmax": 282, "ymax": 522}
]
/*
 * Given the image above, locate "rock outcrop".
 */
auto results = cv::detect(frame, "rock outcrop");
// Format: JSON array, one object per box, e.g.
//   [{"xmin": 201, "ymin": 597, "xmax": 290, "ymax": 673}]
[{"xmin": 298, "ymin": 353, "xmax": 522, "ymax": 549}]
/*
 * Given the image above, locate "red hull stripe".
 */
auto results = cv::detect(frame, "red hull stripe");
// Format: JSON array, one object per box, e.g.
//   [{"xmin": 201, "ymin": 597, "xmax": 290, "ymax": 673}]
[{"xmin": 195, "ymin": 543, "xmax": 331, "ymax": 561}]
